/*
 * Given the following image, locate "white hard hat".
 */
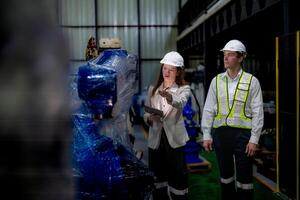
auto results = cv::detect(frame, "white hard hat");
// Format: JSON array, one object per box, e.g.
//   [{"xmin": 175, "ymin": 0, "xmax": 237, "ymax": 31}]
[
  {"xmin": 160, "ymin": 51, "xmax": 184, "ymax": 68},
  {"xmin": 221, "ymin": 39, "xmax": 247, "ymax": 54}
]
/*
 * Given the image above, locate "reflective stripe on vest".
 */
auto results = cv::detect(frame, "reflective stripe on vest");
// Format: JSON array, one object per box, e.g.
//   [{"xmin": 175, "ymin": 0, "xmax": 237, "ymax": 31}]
[{"xmin": 213, "ymin": 71, "xmax": 253, "ymax": 129}]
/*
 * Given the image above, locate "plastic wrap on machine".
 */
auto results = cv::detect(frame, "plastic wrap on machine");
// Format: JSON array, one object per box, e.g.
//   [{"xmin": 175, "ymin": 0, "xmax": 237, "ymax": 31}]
[
  {"xmin": 78, "ymin": 65, "xmax": 117, "ymax": 117},
  {"xmin": 73, "ymin": 49, "xmax": 153, "ymax": 200}
]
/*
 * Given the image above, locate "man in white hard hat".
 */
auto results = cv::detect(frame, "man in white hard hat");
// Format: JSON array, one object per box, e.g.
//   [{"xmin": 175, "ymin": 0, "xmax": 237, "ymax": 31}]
[
  {"xmin": 201, "ymin": 40, "xmax": 264, "ymax": 200},
  {"xmin": 144, "ymin": 51, "xmax": 190, "ymax": 200}
]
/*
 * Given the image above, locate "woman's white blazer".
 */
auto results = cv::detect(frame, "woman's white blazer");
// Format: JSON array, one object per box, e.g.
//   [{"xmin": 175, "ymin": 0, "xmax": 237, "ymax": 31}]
[{"xmin": 144, "ymin": 84, "xmax": 191, "ymax": 149}]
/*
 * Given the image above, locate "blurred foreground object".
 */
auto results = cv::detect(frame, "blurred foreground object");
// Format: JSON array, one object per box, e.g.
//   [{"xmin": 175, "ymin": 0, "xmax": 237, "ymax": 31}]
[{"xmin": 0, "ymin": 0, "xmax": 74, "ymax": 199}]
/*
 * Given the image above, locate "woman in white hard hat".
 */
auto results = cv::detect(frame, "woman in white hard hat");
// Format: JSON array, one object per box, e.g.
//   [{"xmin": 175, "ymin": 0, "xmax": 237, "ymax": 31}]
[
  {"xmin": 144, "ymin": 51, "xmax": 190, "ymax": 200},
  {"xmin": 201, "ymin": 40, "xmax": 264, "ymax": 200}
]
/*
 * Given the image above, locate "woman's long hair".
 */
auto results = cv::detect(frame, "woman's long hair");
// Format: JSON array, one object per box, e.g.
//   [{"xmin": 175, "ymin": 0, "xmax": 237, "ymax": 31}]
[{"xmin": 151, "ymin": 64, "xmax": 185, "ymax": 96}]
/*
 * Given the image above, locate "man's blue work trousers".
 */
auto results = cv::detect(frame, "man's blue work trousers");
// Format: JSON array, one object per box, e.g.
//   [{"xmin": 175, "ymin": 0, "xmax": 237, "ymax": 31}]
[{"xmin": 212, "ymin": 127, "xmax": 254, "ymax": 200}]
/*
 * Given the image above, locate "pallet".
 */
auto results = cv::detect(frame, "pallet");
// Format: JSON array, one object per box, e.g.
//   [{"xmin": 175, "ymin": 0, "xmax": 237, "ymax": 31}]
[{"xmin": 187, "ymin": 156, "xmax": 211, "ymax": 173}]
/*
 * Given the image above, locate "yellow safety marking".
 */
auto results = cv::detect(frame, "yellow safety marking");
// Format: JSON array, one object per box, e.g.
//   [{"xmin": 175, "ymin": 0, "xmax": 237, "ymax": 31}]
[{"xmin": 275, "ymin": 36, "xmax": 280, "ymax": 193}]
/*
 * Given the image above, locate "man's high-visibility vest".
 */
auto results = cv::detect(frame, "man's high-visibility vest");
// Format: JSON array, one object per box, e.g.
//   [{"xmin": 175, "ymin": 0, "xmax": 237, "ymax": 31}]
[{"xmin": 213, "ymin": 71, "xmax": 253, "ymax": 129}]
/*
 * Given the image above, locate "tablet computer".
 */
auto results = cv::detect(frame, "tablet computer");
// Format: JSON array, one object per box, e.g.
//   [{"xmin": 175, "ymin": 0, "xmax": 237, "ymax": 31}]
[{"xmin": 144, "ymin": 105, "xmax": 163, "ymax": 117}]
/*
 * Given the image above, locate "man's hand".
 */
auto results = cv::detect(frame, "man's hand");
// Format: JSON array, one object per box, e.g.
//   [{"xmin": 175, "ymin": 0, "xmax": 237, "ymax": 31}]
[
  {"xmin": 203, "ymin": 140, "xmax": 213, "ymax": 152},
  {"xmin": 245, "ymin": 142, "xmax": 257, "ymax": 157}
]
